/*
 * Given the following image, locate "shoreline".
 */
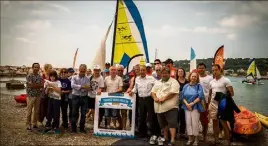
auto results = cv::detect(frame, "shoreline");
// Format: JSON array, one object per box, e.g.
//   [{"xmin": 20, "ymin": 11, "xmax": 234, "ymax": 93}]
[{"xmin": 0, "ymin": 93, "xmax": 268, "ymax": 145}]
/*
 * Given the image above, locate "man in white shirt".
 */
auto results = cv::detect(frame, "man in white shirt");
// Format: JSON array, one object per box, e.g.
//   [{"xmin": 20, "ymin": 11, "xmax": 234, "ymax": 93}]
[
  {"xmin": 197, "ymin": 63, "xmax": 213, "ymax": 142},
  {"xmin": 208, "ymin": 64, "xmax": 234, "ymax": 144},
  {"xmin": 104, "ymin": 66, "xmax": 123, "ymax": 129},
  {"xmin": 87, "ymin": 65, "xmax": 104, "ymax": 122},
  {"xmin": 151, "ymin": 67, "xmax": 180, "ymax": 146},
  {"xmin": 129, "ymin": 65, "xmax": 160, "ymax": 141}
]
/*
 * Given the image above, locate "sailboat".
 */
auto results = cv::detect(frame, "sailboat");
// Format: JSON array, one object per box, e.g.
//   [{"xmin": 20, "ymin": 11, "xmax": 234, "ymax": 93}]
[
  {"xmin": 242, "ymin": 58, "xmax": 264, "ymax": 85},
  {"xmin": 110, "ymin": 0, "xmax": 150, "ymax": 74}
]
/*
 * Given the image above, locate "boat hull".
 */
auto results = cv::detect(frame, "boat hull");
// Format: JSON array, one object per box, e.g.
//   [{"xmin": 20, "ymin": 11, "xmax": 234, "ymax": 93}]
[
  {"xmin": 14, "ymin": 94, "xmax": 27, "ymax": 104},
  {"xmin": 234, "ymin": 106, "xmax": 262, "ymax": 135}
]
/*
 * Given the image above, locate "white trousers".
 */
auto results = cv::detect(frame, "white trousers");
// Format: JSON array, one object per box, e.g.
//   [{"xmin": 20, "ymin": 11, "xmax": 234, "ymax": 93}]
[{"xmin": 185, "ymin": 109, "xmax": 200, "ymax": 136}]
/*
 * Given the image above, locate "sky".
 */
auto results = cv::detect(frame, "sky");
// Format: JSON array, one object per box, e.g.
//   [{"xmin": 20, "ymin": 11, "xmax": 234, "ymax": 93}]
[{"xmin": 1, "ymin": 1, "xmax": 268, "ymax": 68}]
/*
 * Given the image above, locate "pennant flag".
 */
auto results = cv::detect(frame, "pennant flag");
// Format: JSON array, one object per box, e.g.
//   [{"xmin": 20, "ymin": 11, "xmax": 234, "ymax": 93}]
[
  {"xmin": 73, "ymin": 48, "xmax": 79, "ymax": 69},
  {"xmin": 213, "ymin": 45, "xmax": 224, "ymax": 69},
  {"xmin": 190, "ymin": 47, "xmax": 196, "ymax": 72}
]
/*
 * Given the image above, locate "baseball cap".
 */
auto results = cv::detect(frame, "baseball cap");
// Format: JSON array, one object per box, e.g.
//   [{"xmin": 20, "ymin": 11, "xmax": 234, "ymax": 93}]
[
  {"xmin": 105, "ymin": 62, "xmax": 110, "ymax": 65},
  {"xmin": 145, "ymin": 63, "xmax": 152, "ymax": 68},
  {"xmin": 67, "ymin": 68, "xmax": 75, "ymax": 73},
  {"xmin": 93, "ymin": 65, "xmax": 101, "ymax": 70}
]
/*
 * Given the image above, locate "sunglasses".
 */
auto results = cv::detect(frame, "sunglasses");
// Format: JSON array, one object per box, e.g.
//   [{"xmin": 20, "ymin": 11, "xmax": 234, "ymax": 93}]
[
  {"xmin": 117, "ymin": 70, "xmax": 123, "ymax": 72},
  {"xmin": 61, "ymin": 71, "xmax": 67, "ymax": 73},
  {"xmin": 154, "ymin": 63, "xmax": 160, "ymax": 65}
]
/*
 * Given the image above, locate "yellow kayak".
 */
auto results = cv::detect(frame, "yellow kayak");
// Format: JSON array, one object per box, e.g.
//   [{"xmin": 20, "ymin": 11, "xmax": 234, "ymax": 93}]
[{"xmin": 255, "ymin": 112, "xmax": 268, "ymax": 127}]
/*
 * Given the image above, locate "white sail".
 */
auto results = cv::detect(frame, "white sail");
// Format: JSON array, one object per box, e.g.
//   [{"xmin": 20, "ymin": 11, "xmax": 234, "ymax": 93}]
[
  {"xmin": 256, "ymin": 67, "xmax": 261, "ymax": 79},
  {"xmin": 91, "ymin": 21, "xmax": 113, "ymax": 70}
]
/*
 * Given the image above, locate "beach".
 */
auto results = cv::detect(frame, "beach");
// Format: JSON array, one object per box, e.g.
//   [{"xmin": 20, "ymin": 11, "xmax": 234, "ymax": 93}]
[{"xmin": 1, "ymin": 92, "xmax": 268, "ymax": 146}]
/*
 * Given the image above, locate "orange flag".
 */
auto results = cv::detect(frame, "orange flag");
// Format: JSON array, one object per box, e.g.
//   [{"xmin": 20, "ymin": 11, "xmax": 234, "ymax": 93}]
[
  {"xmin": 213, "ymin": 45, "xmax": 224, "ymax": 69},
  {"xmin": 73, "ymin": 48, "xmax": 79, "ymax": 69}
]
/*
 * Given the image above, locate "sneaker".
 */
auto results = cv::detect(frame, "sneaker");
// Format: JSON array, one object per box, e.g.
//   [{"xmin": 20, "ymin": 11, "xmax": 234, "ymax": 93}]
[
  {"xmin": 157, "ymin": 136, "xmax": 165, "ymax": 146},
  {"xmin": 55, "ymin": 129, "xmax": 61, "ymax": 134},
  {"xmin": 149, "ymin": 135, "xmax": 157, "ymax": 145},
  {"xmin": 193, "ymin": 141, "xmax": 198, "ymax": 146},
  {"xmin": 167, "ymin": 142, "xmax": 175, "ymax": 146},
  {"xmin": 186, "ymin": 141, "xmax": 192, "ymax": 146},
  {"xmin": 43, "ymin": 128, "xmax": 52, "ymax": 134},
  {"xmin": 26, "ymin": 126, "xmax": 31, "ymax": 131},
  {"xmin": 80, "ymin": 129, "xmax": 87, "ymax": 133},
  {"xmin": 32, "ymin": 125, "xmax": 38, "ymax": 130}
]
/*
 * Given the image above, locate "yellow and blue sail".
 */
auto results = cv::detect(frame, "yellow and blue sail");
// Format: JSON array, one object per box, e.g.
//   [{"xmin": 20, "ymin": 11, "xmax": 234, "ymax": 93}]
[
  {"xmin": 111, "ymin": 0, "xmax": 149, "ymax": 72},
  {"xmin": 246, "ymin": 58, "xmax": 256, "ymax": 77}
]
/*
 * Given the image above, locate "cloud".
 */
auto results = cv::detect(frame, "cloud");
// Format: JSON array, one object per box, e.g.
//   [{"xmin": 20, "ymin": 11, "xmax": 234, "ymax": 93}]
[
  {"xmin": 16, "ymin": 37, "xmax": 36, "ymax": 44},
  {"xmin": 1, "ymin": 1, "xmax": 10, "ymax": 7},
  {"xmin": 31, "ymin": 10, "xmax": 53, "ymax": 16},
  {"xmin": 26, "ymin": 57, "xmax": 36, "ymax": 62},
  {"xmin": 49, "ymin": 4, "xmax": 71, "ymax": 13},
  {"xmin": 16, "ymin": 20, "xmax": 51, "ymax": 32},
  {"xmin": 218, "ymin": 14, "xmax": 260, "ymax": 28},
  {"xmin": 195, "ymin": 12, "xmax": 206, "ymax": 16},
  {"xmin": 191, "ymin": 27, "xmax": 229, "ymax": 34},
  {"xmin": 226, "ymin": 33, "xmax": 237, "ymax": 40},
  {"xmin": 146, "ymin": 25, "xmax": 231, "ymax": 38}
]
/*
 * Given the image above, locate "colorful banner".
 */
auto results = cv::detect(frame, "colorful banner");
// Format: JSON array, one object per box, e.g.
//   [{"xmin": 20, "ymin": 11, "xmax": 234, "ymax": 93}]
[
  {"xmin": 213, "ymin": 45, "xmax": 224, "ymax": 69},
  {"xmin": 94, "ymin": 92, "xmax": 136, "ymax": 138}
]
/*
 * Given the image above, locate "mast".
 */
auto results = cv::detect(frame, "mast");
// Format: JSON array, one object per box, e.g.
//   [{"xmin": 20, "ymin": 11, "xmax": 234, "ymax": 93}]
[
  {"xmin": 154, "ymin": 48, "xmax": 157, "ymax": 60},
  {"xmin": 111, "ymin": 0, "xmax": 119, "ymax": 66}
]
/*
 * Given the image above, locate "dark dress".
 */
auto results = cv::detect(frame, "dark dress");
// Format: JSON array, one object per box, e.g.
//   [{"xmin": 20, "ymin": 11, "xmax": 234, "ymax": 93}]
[
  {"xmin": 39, "ymin": 74, "xmax": 49, "ymax": 123},
  {"xmin": 178, "ymin": 79, "xmax": 189, "ymax": 134}
]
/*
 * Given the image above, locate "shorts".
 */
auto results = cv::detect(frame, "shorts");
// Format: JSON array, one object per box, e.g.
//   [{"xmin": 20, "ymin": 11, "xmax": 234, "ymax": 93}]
[
  {"xmin": 105, "ymin": 109, "xmax": 118, "ymax": 118},
  {"xmin": 200, "ymin": 110, "xmax": 209, "ymax": 125},
  {"xmin": 208, "ymin": 103, "xmax": 218, "ymax": 120},
  {"xmin": 88, "ymin": 97, "xmax": 96, "ymax": 109},
  {"xmin": 157, "ymin": 108, "xmax": 178, "ymax": 129}
]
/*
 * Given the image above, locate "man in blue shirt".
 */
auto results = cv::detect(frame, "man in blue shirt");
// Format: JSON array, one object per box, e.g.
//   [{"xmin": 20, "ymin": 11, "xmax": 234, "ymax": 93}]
[{"xmin": 71, "ymin": 64, "xmax": 91, "ymax": 133}]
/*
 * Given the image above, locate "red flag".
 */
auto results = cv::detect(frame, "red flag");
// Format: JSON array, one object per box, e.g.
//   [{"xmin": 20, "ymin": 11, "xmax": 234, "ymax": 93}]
[
  {"xmin": 213, "ymin": 45, "xmax": 224, "ymax": 69},
  {"xmin": 73, "ymin": 48, "xmax": 79, "ymax": 69}
]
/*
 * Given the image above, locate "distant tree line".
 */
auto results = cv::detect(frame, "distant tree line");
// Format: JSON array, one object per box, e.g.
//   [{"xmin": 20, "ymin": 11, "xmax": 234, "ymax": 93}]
[{"xmin": 173, "ymin": 58, "xmax": 268, "ymax": 75}]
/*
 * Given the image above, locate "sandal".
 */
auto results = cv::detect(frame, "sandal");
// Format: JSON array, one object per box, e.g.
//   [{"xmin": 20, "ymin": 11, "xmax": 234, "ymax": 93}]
[{"xmin": 186, "ymin": 141, "xmax": 192, "ymax": 146}]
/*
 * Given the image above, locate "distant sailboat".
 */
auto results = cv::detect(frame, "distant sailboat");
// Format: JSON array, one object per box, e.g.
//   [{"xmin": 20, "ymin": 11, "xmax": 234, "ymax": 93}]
[
  {"xmin": 110, "ymin": 0, "xmax": 150, "ymax": 74},
  {"xmin": 190, "ymin": 47, "xmax": 196, "ymax": 72},
  {"xmin": 242, "ymin": 58, "xmax": 264, "ymax": 85},
  {"xmin": 73, "ymin": 48, "xmax": 79, "ymax": 69}
]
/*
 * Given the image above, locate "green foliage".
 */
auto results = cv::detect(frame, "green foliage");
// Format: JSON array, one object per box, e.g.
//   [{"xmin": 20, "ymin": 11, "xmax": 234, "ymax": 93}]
[{"xmin": 173, "ymin": 58, "xmax": 268, "ymax": 75}]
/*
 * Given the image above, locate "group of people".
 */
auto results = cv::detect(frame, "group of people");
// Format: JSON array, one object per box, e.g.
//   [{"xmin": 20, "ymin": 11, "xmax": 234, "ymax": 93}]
[{"xmin": 26, "ymin": 58, "xmax": 237, "ymax": 146}]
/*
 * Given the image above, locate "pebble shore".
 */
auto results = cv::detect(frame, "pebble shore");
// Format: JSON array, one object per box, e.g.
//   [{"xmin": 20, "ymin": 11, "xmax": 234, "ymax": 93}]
[{"xmin": 0, "ymin": 93, "xmax": 267, "ymax": 146}]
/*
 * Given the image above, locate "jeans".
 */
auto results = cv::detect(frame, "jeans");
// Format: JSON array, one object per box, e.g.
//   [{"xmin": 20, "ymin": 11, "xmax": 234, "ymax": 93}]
[
  {"xmin": 61, "ymin": 94, "xmax": 69, "ymax": 128},
  {"xmin": 45, "ymin": 98, "xmax": 61, "ymax": 129},
  {"xmin": 68, "ymin": 98, "xmax": 72, "ymax": 122},
  {"xmin": 71, "ymin": 95, "xmax": 88, "ymax": 132}
]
